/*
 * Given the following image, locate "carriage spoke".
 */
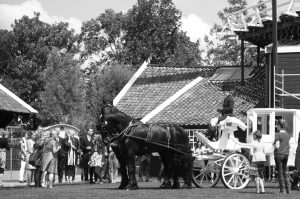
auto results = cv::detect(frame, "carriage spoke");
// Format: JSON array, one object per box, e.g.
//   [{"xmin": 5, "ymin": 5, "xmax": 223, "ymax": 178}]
[
  {"xmin": 234, "ymin": 176, "xmax": 238, "ymax": 188},
  {"xmin": 195, "ymin": 172, "xmax": 202, "ymax": 179},
  {"xmin": 223, "ymin": 165, "xmax": 232, "ymax": 170},
  {"xmin": 239, "ymin": 167, "xmax": 247, "ymax": 171},
  {"xmin": 237, "ymin": 175, "xmax": 243, "ymax": 185},
  {"xmin": 228, "ymin": 174, "xmax": 234, "ymax": 184},
  {"xmin": 235, "ymin": 156, "xmax": 239, "ymax": 167},
  {"xmin": 229, "ymin": 158, "xmax": 235, "ymax": 168},
  {"xmin": 223, "ymin": 171, "xmax": 234, "ymax": 177},
  {"xmin": 200, "ymin": 173, "xmax": 205, "ymax": 183},
  {"xmin": 238, "ymin": 159, "xmax": 245, "ymax": 169}
]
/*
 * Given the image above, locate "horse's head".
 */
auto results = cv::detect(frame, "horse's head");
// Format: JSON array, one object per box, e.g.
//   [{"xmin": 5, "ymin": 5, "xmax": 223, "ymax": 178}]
[{"xmin": 97, "ymin": 104, "xmax": 132, "ymax": 144}]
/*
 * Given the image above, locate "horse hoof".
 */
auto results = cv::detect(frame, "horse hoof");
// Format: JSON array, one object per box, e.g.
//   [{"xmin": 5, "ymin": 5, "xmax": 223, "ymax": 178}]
[
  {"xmin": 160, "ymin": 182, "xmax": 169, "ymax": 189},
  {"xmin": 182, "ymin": 183, "xmax": 192, "ymax": 189},
  {"xmin": 119, "ymin": 184, "xmax": 128, "ymax": 189},
  {"xmin": 172, "ymin": 183, "xmax": 180, "ymax": 189},
  {"xmin": 127, "ymin": 185, "xmax": 139, "ymax": 190}
]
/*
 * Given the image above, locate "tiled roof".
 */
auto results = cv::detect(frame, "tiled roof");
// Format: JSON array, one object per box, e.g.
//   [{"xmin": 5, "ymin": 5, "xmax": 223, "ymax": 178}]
[
  {"xmin": 116, "ymin": 66, "xmax": 255, "ymax": 126},
  {"xmin": 210, "ymin": 67, "xmax": 254, "ymax": 82},
  {"xmin": 0, "ymin": 84, "xmax": 36, "ymax": 114}
]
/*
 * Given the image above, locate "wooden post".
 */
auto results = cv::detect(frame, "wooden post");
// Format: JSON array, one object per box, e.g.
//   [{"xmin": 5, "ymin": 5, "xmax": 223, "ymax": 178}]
[
  {"xmin": 271, "ymin": 0, "xmax": 278, "ymax": 108},
  {"xmin": 241, "ymin": 39, "xmax": 245, "ymax": 85}
]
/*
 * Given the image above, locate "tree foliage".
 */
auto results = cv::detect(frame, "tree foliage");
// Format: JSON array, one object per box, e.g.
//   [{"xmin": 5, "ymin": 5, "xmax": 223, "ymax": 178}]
[
  {"xmin": 124, "ymin": 0, "xmax": 182, "ymax": 65},
  {"xmin": 165, "ymin": 31, "xmax": 203, "ymax": 67},
  {"xmin": 79, "ymin": 0, "xmax": 200, "ymax": 67},
  {"xmin": 0, "ymin": 13, "xmax": 77, "ymax": 107},
  {"xmin": 0, "ymin": 13, "xmax": 78, "ymax": 129},
  {"xmin": 79, "ymin": 9, "xmax": 126, "ymax": 64},
  {"xmin": 204, "ymin": 0, "xmax": 259, "ymax": 66},
  {"xmin": 85, "ymin": 64, "xmax": 134, "ymax": 124},
  {"xmin": 39, "ymin": 48, "xmax": 86, "ymax": 128}
]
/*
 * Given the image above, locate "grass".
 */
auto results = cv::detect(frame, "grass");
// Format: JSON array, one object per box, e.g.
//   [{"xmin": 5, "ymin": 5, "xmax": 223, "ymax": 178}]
[{"xmin": 0, "ymin": 180, "xmax": 299, "ymax": 199}]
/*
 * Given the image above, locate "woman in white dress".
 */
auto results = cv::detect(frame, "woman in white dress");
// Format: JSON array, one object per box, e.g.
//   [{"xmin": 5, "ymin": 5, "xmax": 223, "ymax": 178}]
[
  {"xmin": 19, "ymin": 131, "xmax": 28, "ymax": 183},
  {"xmin": 25, "ymin": 131, "xmax": 36, "ymax": 185}
]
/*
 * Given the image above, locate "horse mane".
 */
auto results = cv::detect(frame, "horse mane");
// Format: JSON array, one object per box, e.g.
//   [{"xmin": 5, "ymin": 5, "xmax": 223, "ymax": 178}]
[{"xmin": 103, "ymin": 104, "xmax": 141, "ymax": 124}]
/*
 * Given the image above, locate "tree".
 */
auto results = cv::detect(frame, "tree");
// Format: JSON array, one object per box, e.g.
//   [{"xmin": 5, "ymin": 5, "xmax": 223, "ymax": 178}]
[
  {"xmin": 203, "ymin": 0, "xmax": 269, "ymax": 66},
  {"xmin": 79, "ymin": 0, "xmax": 183, "ymax": 67},
  {"xmin": 85, "ymin": 64, "xmax": 134, "ymax": 123},
  {"xmin": 124, "ymin": 0, "xmax": 182, "ymax": 65},
  {"xmin": 165, "ymin": 31, "xmax": 203, "ymax": 67},
  {"xmin": 0, "ymin": 13, "xmax": 77, "ymax": 128},
  {"xmin": 79, "ymin": 9, "xmax": 126, "ymax": 64},
  {"xmin": 39, "ymin": 48, "xmax": 86, "ymax": 128},
  {"xmin": 204, "ymin": 0, "xmax": 257, "ymax": 66}
]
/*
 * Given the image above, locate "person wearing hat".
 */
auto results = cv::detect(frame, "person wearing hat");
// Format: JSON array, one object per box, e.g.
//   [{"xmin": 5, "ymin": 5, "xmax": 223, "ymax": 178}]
[
  {"xmin": 274, "ymin": 119, "xmax": 291, "ymax": 194},
  {"xmin": 217, "ymin": 89, "xmax": 234, "ymax": 123},
  {"xmin": 250, "ymin": 130, "xmax": 266, "ymax": 194},
  {"xmin": 0, "ymin": 129, "xmax": 10, "ymax": 187}
]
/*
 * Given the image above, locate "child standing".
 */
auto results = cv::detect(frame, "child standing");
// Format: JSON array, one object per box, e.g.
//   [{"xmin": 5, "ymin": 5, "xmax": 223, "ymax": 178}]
[
  {"xmin": 250, "ymin": 130, "xmax": 266, "ymax": 194},
  {"xmin": 108, "ymin": 147, "xmax": 119, "ymax": 183}
]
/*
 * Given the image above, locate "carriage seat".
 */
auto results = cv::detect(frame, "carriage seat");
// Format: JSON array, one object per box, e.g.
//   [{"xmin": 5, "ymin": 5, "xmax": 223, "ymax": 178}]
[{"xmin": 195, "ymin": 116, "xmax": 250, "ymax": 152}]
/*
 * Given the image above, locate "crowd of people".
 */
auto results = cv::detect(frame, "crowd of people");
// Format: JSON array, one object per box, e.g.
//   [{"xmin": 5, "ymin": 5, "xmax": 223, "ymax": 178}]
[{"xmin": 0, "ymin": 127, "xmax": 121, "ymax": 188}]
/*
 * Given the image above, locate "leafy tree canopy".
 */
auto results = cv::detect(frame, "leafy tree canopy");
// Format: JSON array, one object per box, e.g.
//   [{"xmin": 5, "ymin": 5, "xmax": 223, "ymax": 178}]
[
  {"xmin": 79, "ymin": 0, "xmax": 204, "ymax": 67},
  {"xmin": 204, "ymin": 0, "xmax": 261, "ymax": 66},
  {"xmin": 39, "ymin": 48, "xmax": 86, "ymax": 128},
  {"xmin": 0, "ymin": 12, "xmax": 77, "ymax": 107}
]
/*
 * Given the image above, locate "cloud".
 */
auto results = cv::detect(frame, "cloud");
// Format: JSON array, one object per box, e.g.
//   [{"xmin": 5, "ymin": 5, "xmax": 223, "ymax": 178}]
[
  {"xmin": 180, "ymin": 14, "xmax": 211, "ymax": 42},
  {"xmin": 0, "ymin": 0, "xmax": 82, "ymax": 33}
]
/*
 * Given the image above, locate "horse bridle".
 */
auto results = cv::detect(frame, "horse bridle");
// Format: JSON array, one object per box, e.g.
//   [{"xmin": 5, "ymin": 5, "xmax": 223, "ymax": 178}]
[{"xmin": 99, "ymin": 104, "xmax": 136, "ymax": 144}]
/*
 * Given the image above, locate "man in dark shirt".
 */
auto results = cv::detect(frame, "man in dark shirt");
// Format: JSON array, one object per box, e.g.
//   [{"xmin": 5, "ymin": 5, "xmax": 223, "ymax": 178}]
[
  {"xmin": 57, "ymin": 130, "xmax": 69, "ymax": 183},
  {"xmin": 217, "ymin": 89, "xmax": 234, "ymax": 123},
  {"xmin": 274, "ymin": 119, "xmax": 291, "ymax": 194},
  {"xmin": 80, "ymin": 128, "xmax": 94, "ymax": 183}
]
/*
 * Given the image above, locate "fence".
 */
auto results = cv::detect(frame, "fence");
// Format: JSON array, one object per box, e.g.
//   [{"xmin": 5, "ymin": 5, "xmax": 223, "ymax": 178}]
[{"xmin": 5, "ymin": 138, "xmax": 21, "ymax": 171}]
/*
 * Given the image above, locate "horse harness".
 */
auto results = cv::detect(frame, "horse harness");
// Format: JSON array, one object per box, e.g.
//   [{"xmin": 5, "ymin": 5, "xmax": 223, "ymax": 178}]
[{"xmin": 105, "ymin": 122, "xmax": 191, "ymax": 156}]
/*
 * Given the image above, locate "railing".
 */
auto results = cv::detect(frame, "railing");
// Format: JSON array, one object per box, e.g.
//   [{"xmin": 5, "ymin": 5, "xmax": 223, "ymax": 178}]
[
  {"xmin": 275, "ymin": 71, "xmax": 300, "ymax": 107},
  {"xmin": 220, "ymin": 0, "xmax": 300, "ymax": 35}
]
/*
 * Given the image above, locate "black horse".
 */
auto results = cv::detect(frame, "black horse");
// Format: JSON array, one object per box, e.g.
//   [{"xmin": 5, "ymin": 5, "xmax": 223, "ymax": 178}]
[{"xmin": 97, "ymin": 104, "xmax": 194, "ymax": 190}]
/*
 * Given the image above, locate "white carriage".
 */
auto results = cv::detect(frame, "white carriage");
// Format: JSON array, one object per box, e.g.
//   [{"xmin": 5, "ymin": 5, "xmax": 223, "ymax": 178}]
[
  {"xmin": 40, "ymin": 124, "xmax": 80, "ymax": 139},
  {"xmin": 192, "ymin": 108, "xmax": 300, "ymax": 189}
]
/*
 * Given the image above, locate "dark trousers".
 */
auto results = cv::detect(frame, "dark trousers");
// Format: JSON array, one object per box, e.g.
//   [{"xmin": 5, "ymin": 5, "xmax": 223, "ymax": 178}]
[
  {"xmin": 34, "ymin": 166, "xmax": 42, "ymax": 187},
  {"xmin": 275, "ymin": 154, "xmax": 290, "ymax": 191},
  {"xmin": 82, "ymin": 153, "xmax": 91, "ymax": 181},
  {"xmin": 89, "ymin": 166, "xmax": 96, "ymax": 182},
  {"xmin": 66, "ymin": 165, "xmax": 75, "ymax": 178},
  {"xmin": 57, "ymin": 153, "xmax": 67, "ymax": 183},
  {"xmin": 292, "ymin": 170, "xmax": 300, "ymax": 188}
]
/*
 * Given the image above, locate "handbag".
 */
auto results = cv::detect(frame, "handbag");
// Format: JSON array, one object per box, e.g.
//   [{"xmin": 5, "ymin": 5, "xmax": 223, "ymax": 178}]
[
  {"xmin": 88, "ymin": 152, "xmax": 103, "ymax": 167},
  {"xmin": 28, "ymin": 152, "xmax": 38, "ymax": 166}
]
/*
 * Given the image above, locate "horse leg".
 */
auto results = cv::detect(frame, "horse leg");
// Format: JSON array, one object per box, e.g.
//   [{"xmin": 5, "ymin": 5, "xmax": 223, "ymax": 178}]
[
  {"xmin": 159, "ymin": 154, "xmax": 172, "ymax": 189},
  {"xmin": 181, "ymin": 155, "xmax": 193, "ymax": 189},
  {"xmin": 126, "ymin": 151, "xmax": 138, "ymax": 190},
  {"xmin": 172, "ymin": 173, "xmax": 180, "ymax": 189},
  {"xmin": 171, "ymin": 154, "xmax": 180, "ymax": 189},
  {"xmin": 112, "ymin": 147, "xmax": 128, "ymax": 189}
]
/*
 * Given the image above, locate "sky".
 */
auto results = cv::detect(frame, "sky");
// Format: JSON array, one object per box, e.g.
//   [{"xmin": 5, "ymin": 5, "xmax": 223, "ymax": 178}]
[{"xmin": 0, "ymin": 0, "xmax": 291, "ymax": 42}]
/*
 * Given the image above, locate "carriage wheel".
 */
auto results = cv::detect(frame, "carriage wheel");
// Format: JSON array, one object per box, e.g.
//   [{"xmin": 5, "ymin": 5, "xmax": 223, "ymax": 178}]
[
  {"xmin": 192, "ymin": 159, "xmax": 220, "ymax": 188},
  {"xmin": 221, "ymin": 153, "xmax": 250, "ymax": 189}
]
